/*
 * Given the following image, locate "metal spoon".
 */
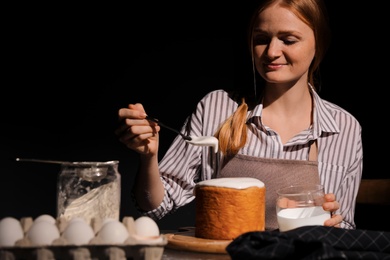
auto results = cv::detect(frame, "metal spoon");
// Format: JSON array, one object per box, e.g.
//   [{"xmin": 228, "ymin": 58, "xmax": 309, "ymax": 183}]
[
  {"xmin": 146, "ymin": 115, "xmax": 192, "ymax": 141},
  {"xmin": 146, "ymin": 116, "xmax": 219, "ymax": 153},
  {"xmin": 15, "ymin": 158, "xmax": 72, "ymax": 164},
  {"xmin": 15, "ymin": 158, "xmax": 117, "ymax": 182}
]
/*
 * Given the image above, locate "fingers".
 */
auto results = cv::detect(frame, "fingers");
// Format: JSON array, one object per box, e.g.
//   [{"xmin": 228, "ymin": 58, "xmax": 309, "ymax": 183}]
[
  {"xmin": 324, "ymin": 213, "xmax": 343, "ymax": 228},
  {"xmin": 277, "ymin": 197, "xmax": 297, "ymax": 208},
  {"xmin": 116, "ymin": 118, "xmax": 159, "ymax": 142},
  {"xmin": 118, "ymin": 103, "xmax": 147, "ymax": 121},
  {"xmin": 323, "ymin": 200, "xmax": 339, "ymax": 212},
  {"xmin": 115, "ymin": 103, "xmax": 160, "ymax": 155},
  {"xmin": 323, "ymin": 193, "xmax": 339, "ymax": 212},
  {"xmin": 128, "ymin": 103, "xmax": 147, "ymax": 116},
  {"xmin": 116, "ymin": 103, "xmax": 149, "ymax": 137},
  {"xmin": 324, "ymin": 193, "xmax": 336, "ymax": 202},
  {"xmin": 323, "ymin": 193, "xmax": 342, "ymax": 227},
  {"xmin": 114, "ymin": 119, "xmax": 131, "ymax": 136}
]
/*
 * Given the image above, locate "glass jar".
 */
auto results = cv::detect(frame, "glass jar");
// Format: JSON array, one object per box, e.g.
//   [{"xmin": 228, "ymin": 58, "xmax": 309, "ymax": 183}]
[{"xmin": 56, "ymin": 160, "xmax": 121, "ymax": 225}]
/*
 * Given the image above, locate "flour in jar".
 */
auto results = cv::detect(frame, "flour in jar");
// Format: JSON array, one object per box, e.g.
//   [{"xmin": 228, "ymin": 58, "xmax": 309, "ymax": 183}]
[
  {"xmin": 58, "ymin": 181, "xmax": 120, "ymax": 225},
  {"xmin": 56, "ymin": 161, "xmax": 121, "ymax": 225}
]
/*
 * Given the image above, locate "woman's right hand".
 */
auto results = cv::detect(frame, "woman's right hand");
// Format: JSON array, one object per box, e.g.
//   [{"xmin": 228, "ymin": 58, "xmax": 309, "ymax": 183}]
[{"xmin": 115, "ymin": 103, "xmax": 160, "ymax": 156}]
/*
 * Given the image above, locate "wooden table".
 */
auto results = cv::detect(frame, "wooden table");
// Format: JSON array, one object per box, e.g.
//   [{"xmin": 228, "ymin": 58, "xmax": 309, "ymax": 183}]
[{"xmin": 161, "ymin": 228, "xmax": 232, "ymax": 259}]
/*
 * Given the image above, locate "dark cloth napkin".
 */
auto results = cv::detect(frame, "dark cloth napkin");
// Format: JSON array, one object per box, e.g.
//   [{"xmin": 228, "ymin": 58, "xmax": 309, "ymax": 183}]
[{"xmin": 226, "ymin": 226, "xmax": 390, "ymax": 260}]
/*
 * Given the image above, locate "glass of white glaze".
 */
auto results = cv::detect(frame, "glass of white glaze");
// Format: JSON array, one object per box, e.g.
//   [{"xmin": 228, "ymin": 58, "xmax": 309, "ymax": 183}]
[{"xmin": 276, "ymin": 184, "xmax": 330, "ymax": 232}]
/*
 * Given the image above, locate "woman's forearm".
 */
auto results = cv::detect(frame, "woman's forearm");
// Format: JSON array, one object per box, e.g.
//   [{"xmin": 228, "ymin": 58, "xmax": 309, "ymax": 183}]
[{"xmin": 133, "ymin": 154, "xmax": 165, "ymax": 211}]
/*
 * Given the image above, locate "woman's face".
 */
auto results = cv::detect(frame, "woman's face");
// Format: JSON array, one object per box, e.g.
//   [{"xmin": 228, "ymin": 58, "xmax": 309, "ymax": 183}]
[{"xmin": 252, "ymin": 4, "xmax": 315, "ymax": 85}]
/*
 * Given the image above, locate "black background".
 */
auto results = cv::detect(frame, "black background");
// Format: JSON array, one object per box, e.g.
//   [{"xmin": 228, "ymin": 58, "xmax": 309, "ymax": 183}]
[{"xmin": 1, "ymin": 2, "xmax": 388, "ymax": 230}]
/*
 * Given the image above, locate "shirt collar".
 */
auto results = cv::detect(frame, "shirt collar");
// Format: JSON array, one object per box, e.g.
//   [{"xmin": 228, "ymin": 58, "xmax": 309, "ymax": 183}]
[{"xmin": 247, "ymin": 84, "xmax": 340, "ymax": 137}]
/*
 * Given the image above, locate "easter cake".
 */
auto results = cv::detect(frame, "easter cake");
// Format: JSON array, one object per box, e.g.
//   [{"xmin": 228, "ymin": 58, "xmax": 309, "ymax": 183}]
[{"xmin": 194, "ymin": 177, "xmax": 266, "ymax": 240}]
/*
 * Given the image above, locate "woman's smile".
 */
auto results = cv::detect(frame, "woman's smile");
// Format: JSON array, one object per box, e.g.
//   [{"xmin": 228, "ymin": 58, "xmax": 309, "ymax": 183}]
[{"xmin": 265, "ymin": 63, "xmax": 285, "ymax": 70}]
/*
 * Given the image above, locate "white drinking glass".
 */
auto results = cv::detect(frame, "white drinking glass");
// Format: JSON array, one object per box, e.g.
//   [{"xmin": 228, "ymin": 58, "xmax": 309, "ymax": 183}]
[{"xmin": 276, "ymin": 184, "xmax": 330, "ymax": 232}]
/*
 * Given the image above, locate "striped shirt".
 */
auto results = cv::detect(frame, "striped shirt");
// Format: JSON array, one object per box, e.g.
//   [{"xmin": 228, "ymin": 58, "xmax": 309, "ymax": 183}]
[{"xmin": 137, "ymin": 87, "xmax": 363, "ymax": 229}]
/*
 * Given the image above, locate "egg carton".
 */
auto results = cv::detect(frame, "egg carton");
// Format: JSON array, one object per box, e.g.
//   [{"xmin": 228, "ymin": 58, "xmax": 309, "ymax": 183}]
[{"xmin": 0, "ymin": 215, "xmax": 167, "ymax": 260}]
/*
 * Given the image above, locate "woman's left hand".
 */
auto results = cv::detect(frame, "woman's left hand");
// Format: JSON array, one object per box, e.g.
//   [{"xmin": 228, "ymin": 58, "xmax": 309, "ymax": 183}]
[{"xmin": 323, "ymin": 193, "xmax": 343, "ymax": 228}]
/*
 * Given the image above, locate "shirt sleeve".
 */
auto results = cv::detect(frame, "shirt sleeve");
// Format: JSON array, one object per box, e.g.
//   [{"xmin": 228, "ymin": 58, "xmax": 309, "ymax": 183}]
[
  {"xmin": 132, "ymin": 90, "xmax": 226, "ymax": 220},
  {"xmin": 318, "ymin": 107, "xmax": 363, "ymax": 230}
]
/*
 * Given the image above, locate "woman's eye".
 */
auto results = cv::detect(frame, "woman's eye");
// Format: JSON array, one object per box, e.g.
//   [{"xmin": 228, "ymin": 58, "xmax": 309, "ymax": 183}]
[
  {"xmin": 253, "ymin": 35, "xmax": 298, "ymax": 46},
  {"xmin": 282, "ymin": 36, "xmax": 299, "ymax": 45},
  {"xmin": 253, "ymin": 36, "xmax": 269, "ymax": 45},
  {"xmin": 283, "ymin": 39, "xmax": 296, "ymax": 45}
]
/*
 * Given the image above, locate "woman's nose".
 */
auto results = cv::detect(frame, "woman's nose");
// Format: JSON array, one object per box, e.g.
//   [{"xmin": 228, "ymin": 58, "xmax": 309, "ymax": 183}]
[{"xmin": 266, "ymin": 39, "xmax": 282, "ymax": 58}]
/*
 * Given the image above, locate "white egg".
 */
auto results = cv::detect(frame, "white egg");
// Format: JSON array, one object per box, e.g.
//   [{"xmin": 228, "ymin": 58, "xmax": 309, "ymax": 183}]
[
  {"xmin": 63, "ymin": 220, "xmax": 95, "ymax": 245},
  {"xmin": 134, "ymin": 216, "xmax": 160, "ymax": 237},
  {"xmin": 27, "ymin": 220, "xmax": 60, "ymax": 246},
  {"xmin": 98, "ymin": 220, "xmax": 129, "ymax": 244},
  {"xmin": 34, "ymin": 214, "xmax": 56, "ymax": 225},
  {"xmin": 0, "ymin": 217, "xmax": 24, "ymax": 246}
]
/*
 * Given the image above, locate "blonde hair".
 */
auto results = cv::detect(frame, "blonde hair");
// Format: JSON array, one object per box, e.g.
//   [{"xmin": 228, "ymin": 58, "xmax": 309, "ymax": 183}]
[{"xmin": 214, "ymin": 98, "xmax": 248, "ymax": 157}]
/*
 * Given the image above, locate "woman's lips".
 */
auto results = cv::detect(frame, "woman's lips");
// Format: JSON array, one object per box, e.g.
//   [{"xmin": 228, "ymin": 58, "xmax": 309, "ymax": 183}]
[{"xmin": 265, "ymin": 63, "xmax": 284, "ymax": 70}]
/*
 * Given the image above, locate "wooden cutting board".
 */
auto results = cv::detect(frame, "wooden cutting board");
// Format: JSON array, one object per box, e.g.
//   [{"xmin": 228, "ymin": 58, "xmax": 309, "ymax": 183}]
[{"xmin": 163, "ymin": 227, "xmax": 232, "ymax": 254}]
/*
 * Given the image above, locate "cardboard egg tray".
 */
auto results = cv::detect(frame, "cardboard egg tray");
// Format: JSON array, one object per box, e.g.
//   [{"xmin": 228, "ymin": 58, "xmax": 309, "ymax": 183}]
[{"xmin": 0, "ymin": 216, "xmax": 167, "ymax": 260}]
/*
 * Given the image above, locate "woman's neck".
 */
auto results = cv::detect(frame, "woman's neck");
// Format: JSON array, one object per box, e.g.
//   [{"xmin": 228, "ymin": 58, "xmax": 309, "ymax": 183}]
[{"xmin": 261, "ymin": 82, "xmax": 313, "ymax": 144}]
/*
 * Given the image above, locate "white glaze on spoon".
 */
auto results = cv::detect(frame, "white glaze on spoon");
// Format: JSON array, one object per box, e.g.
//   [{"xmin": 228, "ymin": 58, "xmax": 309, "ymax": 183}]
[
  {"xmin": 145, "ymin": 116, "xmax": 219, "ymax": 152},
  {"xmin": 185, "ymin": 136, "xmax": 219, "ymax": 153}
]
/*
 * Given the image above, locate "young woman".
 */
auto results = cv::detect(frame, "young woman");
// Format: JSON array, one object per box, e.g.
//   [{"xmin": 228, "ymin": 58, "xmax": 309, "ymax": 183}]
[{"xmin": 115, "ymin": 0, "xmax": 362, "ymax": 230}]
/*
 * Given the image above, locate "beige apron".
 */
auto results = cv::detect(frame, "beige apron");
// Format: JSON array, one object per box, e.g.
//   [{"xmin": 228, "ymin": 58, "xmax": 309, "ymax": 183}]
[{"xmin": 218, "ymin": 142, "xmax": 319, "ymax": 231}]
